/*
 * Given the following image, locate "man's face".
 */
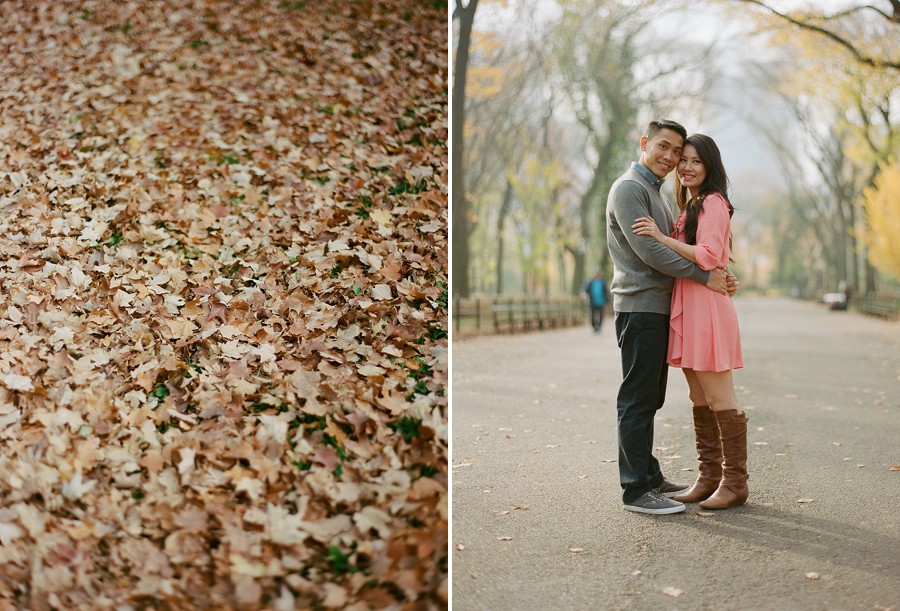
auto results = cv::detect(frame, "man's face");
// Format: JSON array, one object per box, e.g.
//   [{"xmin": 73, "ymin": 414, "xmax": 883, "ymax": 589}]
[{"xmin": 640, "ymin": 128, "xmax": 684, "ymax": 179}]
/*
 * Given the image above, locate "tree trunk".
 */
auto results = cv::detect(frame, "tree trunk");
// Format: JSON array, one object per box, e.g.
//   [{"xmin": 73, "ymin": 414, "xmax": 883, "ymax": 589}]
[
  {"xmin": 451, "ymin": 0, "xmax": 479, "ymax": 298},
  {"xmin": 495, "ymin": 177, "xmax": 513, "ymax": 294},
  {"xmin": 570, "ymin": 126, "xmax": 621, "ymax": 295},
  {"xmin": 865, "ymin": 260, "xmax": 878, "ymax": 294}
]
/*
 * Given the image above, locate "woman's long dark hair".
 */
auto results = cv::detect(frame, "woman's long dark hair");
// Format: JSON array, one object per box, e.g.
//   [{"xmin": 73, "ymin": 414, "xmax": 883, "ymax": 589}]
[{"xmin": 674, "ymin": 134, "xmax": 734, "ymax": 247}]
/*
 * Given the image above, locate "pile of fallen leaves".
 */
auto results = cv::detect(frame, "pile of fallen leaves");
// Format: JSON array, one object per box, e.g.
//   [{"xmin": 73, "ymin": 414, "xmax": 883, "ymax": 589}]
[{"xmin": 0, "ymin": 0, "xmax": 447, "ymax": 608}]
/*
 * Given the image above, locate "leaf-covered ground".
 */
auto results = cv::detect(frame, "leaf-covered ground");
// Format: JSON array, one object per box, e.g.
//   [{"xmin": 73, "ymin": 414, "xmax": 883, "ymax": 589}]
[{"xmin": 0, "ymin": 0, "xmax": 448, "ymax": 608}]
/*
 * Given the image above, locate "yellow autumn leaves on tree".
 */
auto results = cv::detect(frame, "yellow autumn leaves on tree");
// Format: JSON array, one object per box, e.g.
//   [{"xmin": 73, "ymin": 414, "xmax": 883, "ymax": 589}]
[{"xmin": 863, "ymin": 159, "xmax": 900, "ymax": 278}]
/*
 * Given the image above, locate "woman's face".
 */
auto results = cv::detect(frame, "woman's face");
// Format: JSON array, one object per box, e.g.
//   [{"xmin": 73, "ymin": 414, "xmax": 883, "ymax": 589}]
[{"xmin": 677, "ymin": 144, "xmax": 706, "ymax": 191}]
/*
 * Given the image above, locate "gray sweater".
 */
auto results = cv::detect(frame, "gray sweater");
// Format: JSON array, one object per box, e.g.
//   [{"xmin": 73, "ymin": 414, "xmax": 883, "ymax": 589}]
[{"xmin": 606, "ymin": 164, "xmax": 710, "ymax": 314}]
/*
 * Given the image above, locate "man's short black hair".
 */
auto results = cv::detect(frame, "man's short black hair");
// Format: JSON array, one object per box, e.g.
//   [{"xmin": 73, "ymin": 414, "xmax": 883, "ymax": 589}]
[{"xmin": 647, "ymin": 119, "xmax": 687, "ymax": 140}]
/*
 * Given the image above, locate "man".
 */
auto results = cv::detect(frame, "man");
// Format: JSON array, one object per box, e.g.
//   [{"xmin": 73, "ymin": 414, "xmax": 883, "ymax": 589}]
[
  {"xmin": 606, "ymin": 120, "xmax": 731, "ymax": 515},
  {"xmin": 584, "ymin": 271, "xmax": 609, "ymax": 334}
]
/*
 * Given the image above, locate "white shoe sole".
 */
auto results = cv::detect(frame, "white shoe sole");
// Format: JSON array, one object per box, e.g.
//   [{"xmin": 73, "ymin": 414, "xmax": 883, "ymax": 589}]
[{"xmin": 623, "ymin": 503, "xmax": 686, "ymax": 515}]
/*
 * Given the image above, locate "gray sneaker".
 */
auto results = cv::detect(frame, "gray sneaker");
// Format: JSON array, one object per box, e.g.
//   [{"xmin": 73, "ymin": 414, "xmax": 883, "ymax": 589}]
[
  {"xmin": 654, "ymin": 479, "xmax": 690, "ymax": 498},
  {"xmin": 623, "ymin": 491, "xmax": 686, "ymax": 514}
]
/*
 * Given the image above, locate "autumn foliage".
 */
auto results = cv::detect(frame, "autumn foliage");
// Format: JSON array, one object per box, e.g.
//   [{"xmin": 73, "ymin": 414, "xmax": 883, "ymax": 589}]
[
  {"xmin": 0, "ymin": 0, "xmax": 448, "ymax": 608},
  {"xmin": 863, "ymin": 159, "xmax": 900, "ymax": 278}
]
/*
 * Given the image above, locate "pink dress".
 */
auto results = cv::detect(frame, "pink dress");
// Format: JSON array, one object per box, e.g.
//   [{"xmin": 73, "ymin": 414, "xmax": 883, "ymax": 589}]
[{"xmin": 668, "ymin": 193, "xmax": 743, "ymax": 372}]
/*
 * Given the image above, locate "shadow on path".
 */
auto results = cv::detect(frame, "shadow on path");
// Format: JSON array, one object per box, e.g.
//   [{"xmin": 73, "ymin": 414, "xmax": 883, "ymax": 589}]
[{"xmin": 679, "ymin": 504, "xmax": 900, "ymax": 581}]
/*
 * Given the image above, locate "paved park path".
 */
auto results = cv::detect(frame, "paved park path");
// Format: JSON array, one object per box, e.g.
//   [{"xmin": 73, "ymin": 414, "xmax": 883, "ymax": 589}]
[{"xmin": 451, "ymin": 297, "xmax": 900, "ymax": 610}]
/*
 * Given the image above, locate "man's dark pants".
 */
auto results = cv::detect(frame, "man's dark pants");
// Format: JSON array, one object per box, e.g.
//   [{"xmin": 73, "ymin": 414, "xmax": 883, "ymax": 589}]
[
  {"xmin": 614, "ymin": 311, "xmax": 670, "ymax": 504},
  {"xmin": 590, "ymin": 305, "xmax": 605, "ymax": 332}
]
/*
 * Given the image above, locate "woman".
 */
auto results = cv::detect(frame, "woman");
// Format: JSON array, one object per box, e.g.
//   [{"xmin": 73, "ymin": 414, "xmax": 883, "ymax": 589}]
[{"xmin": 631, "ymin": 133, "xmax": 748, "ymax": 510}]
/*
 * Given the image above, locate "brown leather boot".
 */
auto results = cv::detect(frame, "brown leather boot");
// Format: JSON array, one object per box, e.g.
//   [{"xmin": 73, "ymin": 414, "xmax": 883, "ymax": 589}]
[
  {"xmin": 699, "ymin": 409, "xmax": 749, "ymax": 510},
  {"xmin": 674, "ymin": 405, "xmax": 722, "ymax": 503}
]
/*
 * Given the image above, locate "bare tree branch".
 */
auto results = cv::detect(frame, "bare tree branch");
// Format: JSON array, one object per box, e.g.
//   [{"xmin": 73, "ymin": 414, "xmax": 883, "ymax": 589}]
[
  {"xmin": 817, "ymin": 4, "xmax": 895, "ymax": 22},
  {"xmin": 731, "ymin": 0, "xmax": 900, "ymax": 70}
]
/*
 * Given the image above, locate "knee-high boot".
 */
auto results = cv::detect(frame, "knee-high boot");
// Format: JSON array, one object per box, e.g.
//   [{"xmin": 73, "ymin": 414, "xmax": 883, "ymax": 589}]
[
  {"xmin": 699, "ymin": 409, "xmax": 749, "ymax": 510},
  {"xmin": 674, "ymin": 405, "xmax": 722, "ymax": 503}
]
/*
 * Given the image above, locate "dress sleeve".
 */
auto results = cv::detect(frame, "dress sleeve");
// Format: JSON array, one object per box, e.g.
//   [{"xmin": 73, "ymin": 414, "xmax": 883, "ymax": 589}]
[{"xmin": 692, "ymin": 194, "xmax": 730, "ymax": 271}]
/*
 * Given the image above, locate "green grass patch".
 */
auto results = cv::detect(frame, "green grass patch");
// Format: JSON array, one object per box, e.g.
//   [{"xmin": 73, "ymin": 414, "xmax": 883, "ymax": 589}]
[
  {"xmin": 390, "ymin": 416, "xmax": 422, "ymax": 442},
  {"xmin": 326, "ymin": 545, "xmax": 358, "ymax": 575}
]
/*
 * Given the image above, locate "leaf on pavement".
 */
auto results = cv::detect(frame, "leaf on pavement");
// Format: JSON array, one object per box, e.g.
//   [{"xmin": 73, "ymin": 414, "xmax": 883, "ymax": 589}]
[{"xmin": 662, "ymin": 587, "xmax": 684, "ymax": 597}]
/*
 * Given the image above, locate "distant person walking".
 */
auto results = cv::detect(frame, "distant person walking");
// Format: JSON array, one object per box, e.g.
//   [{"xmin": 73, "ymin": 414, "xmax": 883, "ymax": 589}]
[
  {"xmin": 633, "ymin": 133, "xmax": 749, "ymax": 510},
  {"xmin": 584, "ymin": 272, "xmax": 610, "ymax": 334},
  {"xmin": 606, "ymin": 119, "xmax": 730, "ymax": 515}
]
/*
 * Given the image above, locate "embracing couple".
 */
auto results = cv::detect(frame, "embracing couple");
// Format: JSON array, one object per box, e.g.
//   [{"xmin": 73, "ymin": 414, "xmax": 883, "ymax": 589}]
[{"xmin": 606, "ymin": 119, "xmax": 748, "ymax": 515}]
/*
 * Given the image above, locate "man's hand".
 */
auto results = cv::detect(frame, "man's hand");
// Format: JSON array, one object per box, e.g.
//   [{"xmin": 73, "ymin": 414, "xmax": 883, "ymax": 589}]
[
  {"xmin": 706, "ymin": 268, "xmax": 728, "ymax": 295},
  {"xmin": 726, "ymin": 269, "xmax": 740, "ymax": 297}
]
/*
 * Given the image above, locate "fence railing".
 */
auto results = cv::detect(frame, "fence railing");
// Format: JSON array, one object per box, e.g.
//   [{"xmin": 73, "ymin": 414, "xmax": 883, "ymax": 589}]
[
  {"xmin": 453, "ymin": 295, "xmax": 587, "ymax": 336},
  {"xmin": 854, "ymin": 293, "xmax": 900, "ymax": 319}
]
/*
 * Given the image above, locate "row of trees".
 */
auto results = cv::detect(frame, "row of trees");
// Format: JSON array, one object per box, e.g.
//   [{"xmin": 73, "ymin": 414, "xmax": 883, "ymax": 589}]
[
  {"xmin": 452, "ymin": 0, "xmax": 900, "ymax": 300},
  {"xmin": 741, "ymin": 0, "xmax": 900, "ymax": 297}
]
